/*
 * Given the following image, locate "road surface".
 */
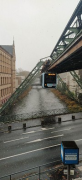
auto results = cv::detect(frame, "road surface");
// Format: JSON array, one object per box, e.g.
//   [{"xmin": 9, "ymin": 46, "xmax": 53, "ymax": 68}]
[{"xmin": 0, "ymin": 118, "xmax": 82, "ymax": 179}]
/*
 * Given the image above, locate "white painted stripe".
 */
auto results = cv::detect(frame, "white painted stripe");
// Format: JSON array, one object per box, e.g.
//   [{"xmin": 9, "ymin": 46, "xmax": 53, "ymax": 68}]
[
  {"xmin": 26, "ymin": 134, "xmax": 63, "ymax": 144},
  {"xmin": 27, "ymin": 131, "xmax": 35, "ymax": 133},
  {"xmin": 51, "ymin": 128, "xmax": 71, "ymax": 133},
  {"xmin": 22, "ymin": 127, "xmax": 55, "ymax": 135},
  {"xmin": 75, "ymin": 139, "xmax": 82, "ymax": 142},
  {"xmin": 0, "ymin": 144, "xmax": 61, "ymax": 161},
  {"xmin": 41, "ymin": 127, "xmax": 54, "ymax": 130},
  {"xmin": 26, "ymin": 134, "xmax": 64, "ymax": 144},
  {"xmin": 4, "ymin": 136, "xmax": 29, "ymax": 143}
]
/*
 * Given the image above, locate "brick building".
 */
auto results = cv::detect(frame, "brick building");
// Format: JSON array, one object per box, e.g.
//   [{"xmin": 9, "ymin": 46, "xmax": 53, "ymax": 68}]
[{"xmin": 0, "ymin": 40, "xmax": 16, "ymax": 106}]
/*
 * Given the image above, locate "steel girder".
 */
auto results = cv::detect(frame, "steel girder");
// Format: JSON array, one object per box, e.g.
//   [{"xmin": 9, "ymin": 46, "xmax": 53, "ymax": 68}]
[
  {"xmin": 50, "ymin": 0, "xmax": 82, "ymax": 63},
  {"xmin": 70, "ymin": 71, "xmax": 82, "ymax": 89},
  {"xmin": 57, "ymin": 74, "xmax": 76, "ymax": 100},
  {"xmin": 0, "ymin": 60, "xmax": 44, "ymax": 115}
]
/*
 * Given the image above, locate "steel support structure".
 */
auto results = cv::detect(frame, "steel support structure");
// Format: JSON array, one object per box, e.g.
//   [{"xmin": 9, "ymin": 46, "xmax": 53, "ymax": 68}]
[
  {"xmin": 57, "ymin": 75, "xmax": 76, "ymax": 101},
  {"xmin": 0, "ymin": 1, "xmax": 82, "ymax": 115},
  {"xmin": 70, "ymin": 71, "xmax": 82, "ymax": 89},
  {"xmin": 0, "ymin": 61, "xmax": 44, "ymax": 115},
  {"xmin": 49, "ymin": 0, "xmax": 82, "ymax": 66}
]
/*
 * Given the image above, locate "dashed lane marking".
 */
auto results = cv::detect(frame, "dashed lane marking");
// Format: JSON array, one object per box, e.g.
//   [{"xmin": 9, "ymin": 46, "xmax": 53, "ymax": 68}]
[
  {"xmin": 4, "ymin": 136, "xmax": 29, "ymax": 143},
  {"xmin": 0, "ymin": 143, "xmax": 61, "ymax": 161},
  {"xmin": 22, "ymin": 127, "xmax": 55, "ymax": 135},
  {"xmin": 25, "ymin": 134, "xmax": 64, "ymax": 144},
  {"xmin": 51, "ymin": 128, "xmax": 71, "ymax": 133}
]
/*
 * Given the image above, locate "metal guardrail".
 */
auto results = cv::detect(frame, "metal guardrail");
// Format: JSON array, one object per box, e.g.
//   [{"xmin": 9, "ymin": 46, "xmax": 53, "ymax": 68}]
[
  {"xmin": 0, "ymin": 108, "xmax": 71, "ymax": 123},
  {"xmin": 0, "ymin": 153, "xmax": 82, "ymax": 180},
  {"xmin": 0, "ymin": 159, "xmax": 62, "ymax": 180}
]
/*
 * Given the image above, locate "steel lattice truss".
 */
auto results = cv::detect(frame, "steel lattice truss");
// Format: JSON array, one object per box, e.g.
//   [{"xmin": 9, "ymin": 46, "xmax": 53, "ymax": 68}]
[
  {"xmin": 0, "ymin": 61, "xmax": 44, "ymax": 115},
  {"xmin": 70, "ymin": 71, "xmax": 82, "ymax": 89},
  {"xmin": 50, "ymin": 0, "xmax": 82, "ymax": 65}
]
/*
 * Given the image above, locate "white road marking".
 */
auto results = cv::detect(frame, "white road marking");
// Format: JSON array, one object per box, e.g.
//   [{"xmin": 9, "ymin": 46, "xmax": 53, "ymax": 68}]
[
  {"xmin": 22, "ymin": 127, "xmax": 55, "ymax": 135},
  {"xmin": 41, "ymin": 127, "xmax": 54, "ymax": 130},
  {"xmin": 51, "ymin": 128, "xmax": 71, "ymax": 133},
  {"xmin": 26, "ymin": 134, "xmax": 64, "ymax": 144},
  {"xmin": 0, "ymin": 144, "xmax": 61, "ymax": 161},
  {"xmin": 4, "ymin": 136, "xmax": 29, "ymax": 143},
  {"xmin": 75, "ymin": 139, "xmax": 82, "ymax": 142}
]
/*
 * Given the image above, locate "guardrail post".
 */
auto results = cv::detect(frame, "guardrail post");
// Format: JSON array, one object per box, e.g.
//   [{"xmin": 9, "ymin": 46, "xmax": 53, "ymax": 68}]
[
  {"xmin": 23, "ymin": 123, "xmax": 26, "ymax": 129},
  {"xmin": 41, "ymin": 119, "xmax": 44, "ymax": 126},
  {"xmin": 8, "ymin": 125, "xmax": 12, "ymax": 132},
  {"xmin": 39, "ymin": 166, "xmax": 40, "ymax": 180},
  {"xmin": 58, "ymin": 117, "xmax": 61, "ymax": 123},
  {"xmin": 10, "ymin": 175, "xmax": 11, "ymax": 180},
  {"xmin": 72, "ymin": 115, "xmax": 75, "ymax": 120}
]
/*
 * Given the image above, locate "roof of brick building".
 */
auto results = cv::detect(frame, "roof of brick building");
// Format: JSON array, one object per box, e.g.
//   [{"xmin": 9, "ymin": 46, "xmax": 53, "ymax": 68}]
[{"xmin": 0, "ymin": 45, "xmax": 13, "ymax": 56}]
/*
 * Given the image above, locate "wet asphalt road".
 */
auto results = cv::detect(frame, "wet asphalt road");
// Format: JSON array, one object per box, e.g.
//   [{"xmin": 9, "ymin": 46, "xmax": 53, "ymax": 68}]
[{"xmin": 0, "ymin": 118, "xmax": 82, "ymax": 178}]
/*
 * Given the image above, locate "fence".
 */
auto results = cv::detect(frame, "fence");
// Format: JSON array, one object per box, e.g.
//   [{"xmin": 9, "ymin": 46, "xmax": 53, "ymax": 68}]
[
  {"xmin": 0, "ymin": 153, "xmax": 82, "ymax": 180},
  {"xmin": 0, "ymin": 159, "xmax": 62, "ymax": 180}
]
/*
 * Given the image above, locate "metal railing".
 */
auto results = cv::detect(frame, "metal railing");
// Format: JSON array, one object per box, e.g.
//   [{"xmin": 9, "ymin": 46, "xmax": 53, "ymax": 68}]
[
  {"xmin": 0, "ymin": 159, "xmax": 62, "ymax": 180},
  {"xmin": 0, "ymin": 153, "xmax": 82, "ymax": 180}
]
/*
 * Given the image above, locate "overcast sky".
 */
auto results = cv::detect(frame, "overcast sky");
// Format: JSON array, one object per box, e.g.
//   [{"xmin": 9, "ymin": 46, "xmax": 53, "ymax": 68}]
[{"xmin": 0, "ymin": 0, "xmax": 80, "ymax": 71}]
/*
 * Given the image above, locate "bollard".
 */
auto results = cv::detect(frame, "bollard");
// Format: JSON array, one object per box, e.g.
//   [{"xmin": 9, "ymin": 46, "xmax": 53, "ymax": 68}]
[
  {"xmin": 58, "ymin": 117, "xmax": 61, "ymax": 123},
  {"xmin": 23, "ymin": 123, "xmax": 26, "ymax": 129},
  {"xmin": 72, "ymin": 115, "xmax": 75, "ymax": 120},
  {"xmin": 41, "ymin": 120, "xmax": 44, "ymax": 126},
  {"xmin": 8, "ymin": 125, "xmax": 12, "ymax": 132}
]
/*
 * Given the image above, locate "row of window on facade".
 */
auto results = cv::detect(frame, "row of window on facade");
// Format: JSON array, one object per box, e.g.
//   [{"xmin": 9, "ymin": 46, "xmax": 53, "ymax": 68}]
[
  {"xmin": 1, "ymin": 87, "xmax": 11, "ymax": 97},
  {"xmin": 0, "ymin": 77, "xmax": 11, "ymax": 85},
  {"xmin": 0, "ymin": 54, "xmax": 11, "ymax": 64},
  {"xmin": 0, "ymin": 65, "xmax": 11, "ymax": 73}
]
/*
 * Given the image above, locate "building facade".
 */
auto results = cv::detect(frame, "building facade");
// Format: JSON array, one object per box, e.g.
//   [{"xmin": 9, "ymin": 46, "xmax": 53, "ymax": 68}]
[
  {"xmin": 0, "ymin": 41, "xmax": 16, "ymax": 106},
  {"xmin": 15, "ymin": 75, "xmax": 25, "ymax": 89},
  {"xmin": 59, "ymin": 70, "xmax": 82, "ymax": 98}
]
